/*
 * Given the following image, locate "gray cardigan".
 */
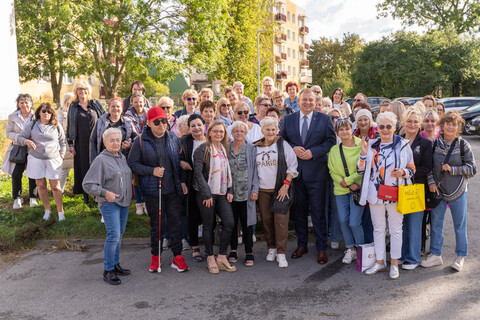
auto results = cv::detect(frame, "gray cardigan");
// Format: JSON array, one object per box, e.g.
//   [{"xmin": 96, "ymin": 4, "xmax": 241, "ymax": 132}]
[
  {"xmin": 17, "ymin": 121, "xmax": 66, "ymax": 160},
  {"xmin": 228, "ymin": 141, "xmax": 259, "ymax": 226},
  {"xmin": 82, "ymin": 149, "xmax": 132, "ymax": 207}
]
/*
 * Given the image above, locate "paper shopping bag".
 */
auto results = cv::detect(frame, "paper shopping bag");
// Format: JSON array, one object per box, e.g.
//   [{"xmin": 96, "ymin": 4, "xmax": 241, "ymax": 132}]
[
  {"xmin": 397, "ymin": 183, "xmax": 425, "ymax": 215},
  {"xmin": 356, "ymin": 243, "xmax": 376, "ymax": 272}
]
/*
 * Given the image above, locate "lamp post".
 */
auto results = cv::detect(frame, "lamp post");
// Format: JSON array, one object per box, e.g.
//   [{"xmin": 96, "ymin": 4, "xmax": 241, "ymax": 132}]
[{"xmin": 257, "ymin": 29, "xmax": 266, "ymax": 96}]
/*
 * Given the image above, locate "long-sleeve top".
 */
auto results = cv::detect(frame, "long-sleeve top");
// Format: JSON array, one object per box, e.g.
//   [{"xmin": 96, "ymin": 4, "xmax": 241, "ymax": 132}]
[
  {"xmin": 328, "ymin": 136, "xmax": 363, "ymax": 196},
  {"xmin": 17, "ymin": 121, "xmax": 66, "ymax": 160}
]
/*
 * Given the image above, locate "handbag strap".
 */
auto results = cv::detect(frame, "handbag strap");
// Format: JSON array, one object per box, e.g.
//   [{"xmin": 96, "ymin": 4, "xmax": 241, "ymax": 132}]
[{"xmin": 339, "ymin": 143, "xmax": 350, "ymax": 177}]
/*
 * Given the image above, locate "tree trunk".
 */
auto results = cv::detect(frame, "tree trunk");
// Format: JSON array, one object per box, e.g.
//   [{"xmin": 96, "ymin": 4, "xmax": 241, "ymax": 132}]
[{"xmin": 50, "ymin": 70, "xmax": 62, "ymax": 106}]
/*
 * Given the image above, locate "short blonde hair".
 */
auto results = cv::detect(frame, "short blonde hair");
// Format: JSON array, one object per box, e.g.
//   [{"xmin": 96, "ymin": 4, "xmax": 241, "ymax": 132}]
[
  {"xmin": 61, "ymin": 92, "xmax": 74, "ymax": 110},
  {"xmin": 262, "ymin": 76, "xmax": 274, "ymax": 86},
  {"xmin": 182, "ymin": 89, "xmax": 198, "ymax": 101},
  {"xmin": 73, "ymin": 79, "xmax": 92, "ymax": 101},
  {"xmin": 230, "ymin": 120, "xmax": 248, "ymax": 134},
  {"xmin": 234, "ymin": 101, "xmax": 249, "ymax": 113},
  {"xmin": 392, "ymin": 101, "xmax": 406, "ymax": 123},
  {"xmin": 216, "ymin": 97, "xmax": 233, "ymax": 120},
  {"xmin": 402, "ymin": 108, "xmax": 423, "ymax": 124},
  {"xmin": 413, "ymin": 101, "xmax": 426, "ymax": 114},
  {"xmin": 199, "ymin": 87, "xmax": 213, "ymax": 98}
]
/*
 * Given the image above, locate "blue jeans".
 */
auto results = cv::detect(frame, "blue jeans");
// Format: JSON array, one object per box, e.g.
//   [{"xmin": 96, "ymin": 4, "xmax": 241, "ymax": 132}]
[
  {"xmin": 335, "ymin": 193, "xmax": 364, "ymax": 248},
  {"xmin": 133, "ymin": 185, "xmax": 144, "ymax": 203},
  {"xmin": 100, "ymin": 202, "xmax": 129, "ymax": 271},
  {"xmin": 326, "ymin": 178, "xmax": 341, "ymax": 243},
  {"xmin": 362, "ymin": 206, "xmax": 374, "ymax": 243},
  {"xmin": 401, "ymin": 210, "xmax": 423, "ymax": 264},
  {"xmin": 430, "ymin": 192, "xmax": 468, "ymax": 258}
]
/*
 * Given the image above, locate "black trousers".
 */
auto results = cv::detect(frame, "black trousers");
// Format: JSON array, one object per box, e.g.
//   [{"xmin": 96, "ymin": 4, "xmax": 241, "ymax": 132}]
[
  {"xmin": 196, "ymin": 193, "xmax": 234, "ymax": 256},
  {"xmin": 12, "ymin": 162, "xmax": 37, "ymax": 199},
  {"xmin": 145, "ymin": 193, "xmax": 182, "ymax": 256},
  {"xmin": 230, "ymin": 201, "xmax": 253, "ymax": 254},
  {"xmin": 187, "ymin": 189, "xmax": 202, "ymax": 247}
]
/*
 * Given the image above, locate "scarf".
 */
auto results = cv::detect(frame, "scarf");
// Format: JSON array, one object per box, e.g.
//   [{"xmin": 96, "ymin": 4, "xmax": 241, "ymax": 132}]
[{"xmin": 207, "ymin": 145, "xmax": 232, "ymax": 195}]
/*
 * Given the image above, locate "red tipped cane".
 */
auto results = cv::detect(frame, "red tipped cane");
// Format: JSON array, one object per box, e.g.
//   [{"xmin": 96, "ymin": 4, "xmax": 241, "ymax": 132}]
[{"xmin": 158, "ymin": 179, "xmax": 162, "ymax": 272}]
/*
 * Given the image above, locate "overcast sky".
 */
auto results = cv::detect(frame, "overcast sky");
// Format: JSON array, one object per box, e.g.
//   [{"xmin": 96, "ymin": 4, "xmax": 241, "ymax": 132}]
[{"xmin": 294, "ymin": 0, "xmax": 423, "ymax": 42}]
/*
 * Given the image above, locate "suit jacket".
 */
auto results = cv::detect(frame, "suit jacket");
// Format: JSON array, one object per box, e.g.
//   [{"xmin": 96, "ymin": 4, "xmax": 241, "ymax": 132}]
[{"xmin": 280, "ymin": 110, "xmax": 336, "ymax": 182}]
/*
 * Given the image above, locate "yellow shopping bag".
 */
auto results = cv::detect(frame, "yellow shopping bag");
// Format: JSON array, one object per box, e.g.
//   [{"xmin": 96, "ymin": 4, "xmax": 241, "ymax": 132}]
[{"xmin": 396, "ymin": 183, "xmax": 425, "ymax": 214}]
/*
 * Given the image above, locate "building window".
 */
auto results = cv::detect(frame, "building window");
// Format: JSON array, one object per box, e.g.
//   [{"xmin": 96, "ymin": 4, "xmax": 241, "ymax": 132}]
[
  {"xmin": 288, "ymin": 66, "xmax": 291, "ymax": 74},
  {"xmin": 293, "ymin": 49, "xmax": 296, "ymax": 59},
  {"xmin": 287, "ymin": 11, "xmax": 290, "ymax": 21},
  {"xmin": 287, "ymin": 48, "xmax": 291, "ymax": 57},
  {"xmin": 63, "ymin": 74, "xmax": 73, "ymax": 85},
  {"xmin": 293, "ymin": 14, "xmax": 296, "ymax": 24},
  {"xmin": 293, "ymin": 67, "xmax": 296, "ymax": 76},
  {"xmin": 287, "ymin": 30, "xmax": 290, "ymax": 39},
  {"xmin": 293, "ymin": 32, "xmax": 295, "ymax": 41},
  {"xmin": 276, "ymin": 44, "xmax": 281, "ymax": 54},
  {"xmin": 277, "ymin": 64, "xmax": 282, "ymax": 72}
]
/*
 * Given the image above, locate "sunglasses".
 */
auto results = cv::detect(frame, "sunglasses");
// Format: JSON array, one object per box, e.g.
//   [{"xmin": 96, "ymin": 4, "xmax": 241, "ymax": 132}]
[
  {"xmin": 353, "ymin": 99, "xmax": 363, "ymax": 102},
  {"xmin": 378, "ymin": 124, "xmax": 393, "ymax": 130},
  {"xmin": 331, "ymin": 116, "xmax": 340, "ymax": 120},
  {"xmin": 160, "ymin": 106, "xmax": 172, "ymax": 109},
  {"xmin": 186, "ymin": 97, "xmax": 197, "ymax": 102},
  {"xmin": 314, "ymin": 91, "xmax": 321, "ymax": 94},
  {"xmin": 261, "ymin": 103, "xmax": 273, "ymax": 107},
  {"xmin": 41, "ymin": 109, "xmax": 52, "ymax": 114},
  {"xmin": 153, "ymin": 118, "xmax": 168, "ymax": 126},
  {"xmin": 237, "ymin": 110, "xmax": 249, "ymax": 115}
]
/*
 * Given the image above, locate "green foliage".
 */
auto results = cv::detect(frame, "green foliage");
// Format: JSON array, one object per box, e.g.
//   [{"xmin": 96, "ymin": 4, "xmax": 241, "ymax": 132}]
[
  {"xmin": 207, "ymin": 0, "xmax": 273, "ymax": 100},
  {"xmin": 308, "ymin": 33, "xmax": 365, "ymax": 97},
  {"xmin": 351, "ymin": 29, "xmax": 480, "ymax": 97},
  {"xmin": 377, "ymin": 0, "xmax": 480, "ymax": 34},
  {"xmin": 15, "ymin": 0, "xmax": 77, "ymax": 103}
]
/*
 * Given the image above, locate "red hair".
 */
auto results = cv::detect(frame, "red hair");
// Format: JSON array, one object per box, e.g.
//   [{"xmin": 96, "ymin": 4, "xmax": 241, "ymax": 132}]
[
  {"xmin": 108, "ymin": 97, "xmax": 124, "ymax": 108},
  {"xmin": 285, "ymin": 81, "xmax": 299, "ymax": 93}
]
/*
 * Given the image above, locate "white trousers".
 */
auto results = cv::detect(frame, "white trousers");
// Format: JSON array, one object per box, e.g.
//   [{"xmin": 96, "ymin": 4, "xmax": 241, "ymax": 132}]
[{"xmin": 369, "ymin": 203, "xmax": 403, "ymax": 260}]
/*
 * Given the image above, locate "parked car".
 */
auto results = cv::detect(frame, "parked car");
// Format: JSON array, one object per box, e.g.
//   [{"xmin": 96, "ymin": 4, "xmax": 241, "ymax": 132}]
[
  {"xmin": 460, "ymin": 102, "xmax": 480, "ymax": 134},
  {"xmin": 367, "ymin": 97, "xmax": 388, "ymax": 109},
  {"xmin": 345, "ymin": 98, "xmax": 353, "ymax": 106},
  {"xmin": 393, "ymin": 97, "xmax": 423, "ymax": 107},
  {"xmin": 438, "ymin": 97, "xmax": 480, "ymax": 112},
  {"xmin": 468, "ymin": 115, "xmax": 480, "ymax": 135}
]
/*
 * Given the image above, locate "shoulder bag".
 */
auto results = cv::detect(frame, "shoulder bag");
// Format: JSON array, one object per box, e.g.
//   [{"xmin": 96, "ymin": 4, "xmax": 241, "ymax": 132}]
[{"xmin": 339, "ymin": 143, "xmax": 361, "ymax": 206}]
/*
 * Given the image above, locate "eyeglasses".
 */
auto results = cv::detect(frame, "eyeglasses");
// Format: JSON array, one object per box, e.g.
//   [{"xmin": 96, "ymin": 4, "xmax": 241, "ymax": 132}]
[
  {"xmin": 331, "ymin": 116, "xmax": 339, "ymax": 120},
  {"xmin": 260, "ymin": 103, "xmax": 273, "ymax": 107},
  {"xmin": 186, "ymin": 97, "xmax": 197, "ymax": 102},
  {"xmin": 314, "ymin": 91, "xmax": 321, "ymax": 94},
  {"xmin": 221, "ymin": 103, "xmax": 232, "ymax": 107},
  {"xmin": 378, "ymin": 124, "xmax": 393, "ymax": 130},
  {"xmin": 153, "ymin": 118, "xmax": 167, "ymax": 126},
  {"xmin": 353, "ymin": 99, "xmax": 363, "ymax": 102},
  {"xmin": 160, "ymin": 106, "xmax": 172, "ymax": 109},
  {"xmin": 237, "ymin": 110, "xmax": 249, "ymax": 115},
  {"xmin": 77, "ymin": 88, "xmax": 88, "ymax": 92},
  {"xmin": 211, "ymin": 130, "xmax": 224, "ymax": 135},
  {"xmin": 41, "ymin": 109, "xmax": 52, "ymax": 114}
]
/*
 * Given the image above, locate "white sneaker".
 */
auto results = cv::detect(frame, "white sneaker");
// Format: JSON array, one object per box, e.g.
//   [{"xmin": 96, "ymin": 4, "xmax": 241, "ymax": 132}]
[
  {"xmin": 238, "ymin": 236, "xmax": 243, "ymax": 245},
  {"xmin": 135, "ymin": 203, "xmax": 144, "ymax": 215},
  {"xmin": 29, "ymin": 198, "xmax": 38, "ymax": 208},
  {"xmin": 401, "ymin": 262, "xmax": 419, "ymax": 270},
  {"xmin": 13, "ymin": 198, "xmax": 23, "ymax": 209},
  {"xmin": 43, "ymin": 210, "xmax": 51, "ymax": 220},
  {"xmin": 331, "ymin": 241, "xmax": 340, "ymax": 249},
  {"xmin": 162, "ymin": 238, "xmax": 169, "ymax": 250},
  {"xmin": 266, "ymin": 248, "xmax": 277, "ymax": 262},
  {"xmin": 420, "ymin": 253, "xmax": 443, "ymax": 268},
  {"xmin": 307, "ymin": 216, "xmax": 313, "ymax": 228},
  {"xmin": 451, "ymin": 256, "xmax": 465, "ymax": 272},
  {"xmin": 58, "ymin": 212, "xmax": 65, "ymax": 222},
  {"xmin": 342, "ymin": 249, "xmax": 357, "ymax": 264},
  {"xmin": 182, "ymin": 239, "xmax": 191, "ymax": 251},
  {"xmin": 252, "ymin": 234, "xmax": 257, "ymax": 243},
  {"xmin": 100, "ymin": 216, "xmax": 104, "ymax": 224},
  {"xmin": 277, "ymin": 253, "xmax": 288, "ymax": 268}
]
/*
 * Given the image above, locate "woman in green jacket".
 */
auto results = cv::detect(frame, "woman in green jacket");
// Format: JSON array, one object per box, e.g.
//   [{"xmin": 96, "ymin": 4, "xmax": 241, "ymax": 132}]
[{"xmin": 328, "ymin": 117, "xmax": 365, "ymax": 264}]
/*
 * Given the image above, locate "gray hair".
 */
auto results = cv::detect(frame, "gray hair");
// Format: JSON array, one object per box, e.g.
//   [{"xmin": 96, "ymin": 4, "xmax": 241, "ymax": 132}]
[
  {"xmin": 230, "ymin": 120, "xmax": 249, "ymax": 133},
  {"xmin": 311, "ymin": 85, "xmax": 322, "ymax": 95},
  {"xmin": 232, "ymin": 81, "xmax": 244, "ymax": 89},
  {"xmin": 177, "ymin": 115, "xmax": 190, "ymax": 127},
  {"xmin": 102, "ymin": 127, "xmax": 122, "ymax": 141},
  {"xmin": 323, "ymin": 97, "xmax": 332, "ymax": 108},
  {"xmin": 260, "ymin": 116, "xmax": 278, "ymax": 128},
  {"xmin": 61, "ymin": 92, "xmax": 74, "ymax": 110},
  {"xmin": 158, "ymin": 96, "xmax": 174, "ymax": 107},
  {"xmin": 376, "ymin": 111, "xmax": 397, "ymax": 126},
  {"xmin": 423, "ymin": 109, "xmax": 440, "ymax": 123}
]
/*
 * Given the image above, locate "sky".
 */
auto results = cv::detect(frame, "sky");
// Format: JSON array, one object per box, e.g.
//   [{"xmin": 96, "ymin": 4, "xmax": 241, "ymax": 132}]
[{"xmin": 294, "ymin": 0, "xmax": 423, "ymax": 42}]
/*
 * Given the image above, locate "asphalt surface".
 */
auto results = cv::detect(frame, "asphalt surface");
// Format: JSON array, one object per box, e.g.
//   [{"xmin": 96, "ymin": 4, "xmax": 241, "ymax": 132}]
[{"xmin": 2, "ymin": 136, "xmax": 480, "ymax": 320}]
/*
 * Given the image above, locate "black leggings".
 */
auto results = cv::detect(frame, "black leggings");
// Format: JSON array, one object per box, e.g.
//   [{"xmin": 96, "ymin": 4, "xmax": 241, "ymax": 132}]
[
  {"xmin": 230, "ymin": 201, "xmax": 253, "ymax": 254},
  {"xmin": 187, "ymin": 189, "xmax": 202, "ymax": 247},
  {"xmin": 11, "ymin": 162, "xmax": 37, "ymax": 199},
  {"xmin": 196, "ymin": 193, "xmax": 234, "ymax": 256}
]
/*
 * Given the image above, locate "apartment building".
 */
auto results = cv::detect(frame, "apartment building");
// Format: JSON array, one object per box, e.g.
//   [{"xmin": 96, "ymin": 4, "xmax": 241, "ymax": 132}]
[{"xmin": 272, "ymin": 0, "xmax": 312, "ymax": 91}]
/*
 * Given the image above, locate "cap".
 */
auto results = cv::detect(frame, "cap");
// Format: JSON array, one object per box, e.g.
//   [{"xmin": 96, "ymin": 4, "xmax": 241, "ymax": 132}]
[{"xmin": 147, "ymin": 107, "xmax": 167, "ymax": 121}]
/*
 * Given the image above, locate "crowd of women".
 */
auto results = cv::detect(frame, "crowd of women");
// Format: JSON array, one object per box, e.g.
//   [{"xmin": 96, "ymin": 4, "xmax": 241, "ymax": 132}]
[{"xmin": 2, "ymin": 77, "xmax": 476, "ymax": 285}]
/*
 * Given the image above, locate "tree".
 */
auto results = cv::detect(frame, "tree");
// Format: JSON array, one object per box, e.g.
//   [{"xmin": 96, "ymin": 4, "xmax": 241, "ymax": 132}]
[
  {"xmin": 15, "ymin": 0, "xmax": 77, "ymax": 104},
  {"xmin": 377, "ymin": 0, "xmax": 480, "ymax": 34},
  {"xmin": 207, "ymin": 0, "xmax": 273, "ymax": 100},
  {"xmin": 308, "ymin": 33, "xmax": 365, "ymax": 96},
  {"xmin": 70, "ymin": 0, "xmax": 230, "ymax": 99}
]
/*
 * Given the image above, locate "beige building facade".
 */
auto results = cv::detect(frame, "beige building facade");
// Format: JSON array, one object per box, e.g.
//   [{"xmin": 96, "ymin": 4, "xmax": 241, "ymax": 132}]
[{"xmin": 271, "ymin": 0, "xmax": 312, "ymax": 91}]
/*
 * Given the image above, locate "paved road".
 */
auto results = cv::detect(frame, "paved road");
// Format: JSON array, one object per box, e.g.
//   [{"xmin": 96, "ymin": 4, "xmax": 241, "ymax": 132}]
[{"xmin": 2, "ymin": 137, "xmax": 480, "ymax": 320}]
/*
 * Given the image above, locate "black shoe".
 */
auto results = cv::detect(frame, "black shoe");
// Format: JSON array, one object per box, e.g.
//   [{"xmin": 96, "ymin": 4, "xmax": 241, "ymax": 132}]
[
  {"xmin": 103, "ymin": 270, "xmax": 121, "ymax": 285},
  {"xmin": 114, "ymin": 263, "xmax": 130, "ymax": 276}
]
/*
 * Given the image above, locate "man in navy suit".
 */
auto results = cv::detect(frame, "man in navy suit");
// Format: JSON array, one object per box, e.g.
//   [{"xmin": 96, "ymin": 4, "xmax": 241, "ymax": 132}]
[{"xmin": 280, "ymin": 88, "xmax": 336, "ymax": 264}]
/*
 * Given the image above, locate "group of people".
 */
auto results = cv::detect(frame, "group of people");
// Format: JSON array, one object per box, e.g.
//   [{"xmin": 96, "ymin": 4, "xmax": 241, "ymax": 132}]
[{"xmin": 3, "ymin": 78, "xmax": 476, "ymax": 285}]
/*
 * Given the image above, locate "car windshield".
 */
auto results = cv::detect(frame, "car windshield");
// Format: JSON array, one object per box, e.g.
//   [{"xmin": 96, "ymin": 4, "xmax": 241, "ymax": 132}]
[{"xmin": 464, "ymin": 102, "xmax": 480, "ymax": 112}]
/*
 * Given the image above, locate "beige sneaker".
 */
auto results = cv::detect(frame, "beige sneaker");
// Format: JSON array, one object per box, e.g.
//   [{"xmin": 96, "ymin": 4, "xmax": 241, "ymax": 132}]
[
  {"xmin": 420, "ymin": 253, "xmax": 443, "ymax": 268},
  {"xmin": 451, "ymin": 256, "xmax": 465, "ymax": 272},
  {"xmin": 135, "ymin": 203, "xmax": 144, "ymax": 215}
]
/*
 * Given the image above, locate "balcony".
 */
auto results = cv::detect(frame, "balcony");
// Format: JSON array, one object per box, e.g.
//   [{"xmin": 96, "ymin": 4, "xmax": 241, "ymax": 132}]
[
  {"xmin": 299, "ymin": 43, "xmax": 310, "ymax": 51},
  {"xmin": 275, "ymin": 33, "xmax": 287, "ymax": 43},
  {"xmin": 298, "ymin": 12, "xmax": 306, "ymax": 20},
  {"xmin": 276, "ymin": 71, "xmax": 288, "ymax": 81},
  {"xmin": 300, "ymin": 76, "xmax": 312, "ymax": 84},
  {"xmin": 300, "ymin": 26, "xmax": 309, "ymax": 34},
  {"xmin": 300, "ymin": 59, "xmax": 310, "ymax": 68},
  {"xmin": 275, "ymin": 0, "xmax": 286, "ymax": 5},
  {"xmin": 275, "ymin": 52, "xmax": 287, "ymax": 62},
  {"xmin": 275, "ymin": 13, "xmax": 287, "ymax": 23}
]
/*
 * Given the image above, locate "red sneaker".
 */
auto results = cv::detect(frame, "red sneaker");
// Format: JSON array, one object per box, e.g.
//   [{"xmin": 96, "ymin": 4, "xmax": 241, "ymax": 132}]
[
  {"xmin": 149, "ymin": 255, "xmax": 161, "ymax": 273},
  {"xmin": 171, "ymin": 255, "xmax": 189, "ymax": 272}
]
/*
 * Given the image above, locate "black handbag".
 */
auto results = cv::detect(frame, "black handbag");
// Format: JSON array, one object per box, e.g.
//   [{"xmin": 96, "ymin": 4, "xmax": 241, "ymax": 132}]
[
  {"xmin": 339, "ymin": 143, "xmax": 361, "ymax": 206},
  {"xmin": 270, "ymin": 137, "xmax": 295, "ymax": 214},
  {"xmin": 271, "ymin": 181, "xmax": 295, "ymax": 214},
  {"xmin": 9, "ymin": 145, "xmax": 28, "ymax": 164}
]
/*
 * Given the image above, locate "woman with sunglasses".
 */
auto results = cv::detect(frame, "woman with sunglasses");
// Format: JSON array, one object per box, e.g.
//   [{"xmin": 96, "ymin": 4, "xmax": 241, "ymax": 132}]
[
  {"xmin": 272, "ymin": 89, "xmax": 294, "ymax": 120},
  {"xmin": 67, "ymin": 80, "xmax": 105, "ymax": 204},
  {"xmin": 174, "ymin": 89, "xmax": 199, "ymax": 118},
  {"xmin": 216, "ymin": 97, "xmax": 234, "ymax": 127},
  {"xmin": 200, "ymin": 100, "xmax": 216, "ymax": 133},
  {"xmin": 357, "ymin": 111, "xmax": 415, "ymax": 279},
  {"xmin": 193, "ymin": 120, "xmax": 236, "ymax": 274},
  {"xmin": 227, "ymin": 102, "xmax": 263, "ymax": 143},
  {"xmin": 249, "ymin": 94, "xmax": 273, "ymax": 125},
  {"xmin": 18, "ymin": 102, "xmax": 66, "ymax": 221}
]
